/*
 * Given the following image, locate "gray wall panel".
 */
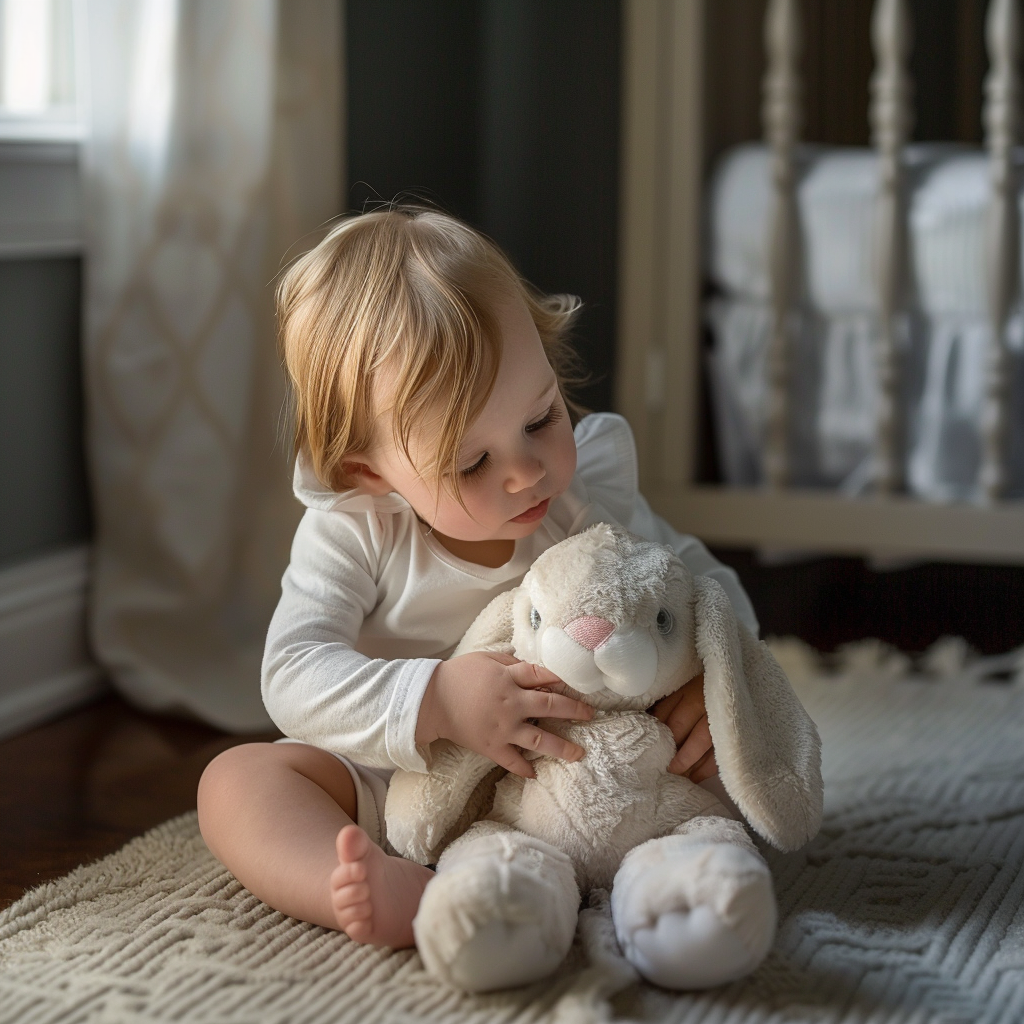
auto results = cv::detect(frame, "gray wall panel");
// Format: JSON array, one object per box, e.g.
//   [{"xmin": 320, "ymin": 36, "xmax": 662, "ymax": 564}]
[{"xmin": 0, "ymin": 257, "xmax": 90, "ymax": 568}]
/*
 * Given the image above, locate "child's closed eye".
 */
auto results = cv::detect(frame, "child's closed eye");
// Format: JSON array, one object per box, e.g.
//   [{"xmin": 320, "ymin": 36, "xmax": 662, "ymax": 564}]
[
  {"xmin": 525, "ymin": 403, "xmax": 562, "ymax": 434},
  {"xmin": 459, "ymin": 404, "xmax": 563, "ymax": 478},
  {"xmin": 461, "ymin": 452, "xmax": 490, "ymax": 478}
]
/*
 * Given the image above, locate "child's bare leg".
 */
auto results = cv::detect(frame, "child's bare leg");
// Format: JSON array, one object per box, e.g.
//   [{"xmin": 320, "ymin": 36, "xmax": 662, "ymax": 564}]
[{"xmin": 197, "ymin": 742, "xmax": 432, "ymax": 946}]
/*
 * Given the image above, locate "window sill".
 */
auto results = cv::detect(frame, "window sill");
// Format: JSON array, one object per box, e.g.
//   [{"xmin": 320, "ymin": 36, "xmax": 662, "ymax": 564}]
[
  {"xmin": 0, "ymin": 120, "xmax": 84, "ymax": 144},
  {"xmin": 0, "ymin": 135, "xmax": 81, "ymax": 259}
]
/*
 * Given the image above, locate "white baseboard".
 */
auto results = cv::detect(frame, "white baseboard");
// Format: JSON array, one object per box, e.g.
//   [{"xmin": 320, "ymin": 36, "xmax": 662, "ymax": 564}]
[{"xmin": 0, "ymin": 545, "xmax": 107, "ymax": 741}]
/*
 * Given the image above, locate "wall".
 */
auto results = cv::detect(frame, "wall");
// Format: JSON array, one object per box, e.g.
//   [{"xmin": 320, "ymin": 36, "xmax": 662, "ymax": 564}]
[
  {"xmin": 0, "ymin": 259, "xmax": 89, "ymax": 569},
  {"xmin": 346, "ymin": 0, "xmax": 621, "ymax": 412},
  {"xmin": 0, "ymin": 252, "xmax": 97, "ymax": 736}
]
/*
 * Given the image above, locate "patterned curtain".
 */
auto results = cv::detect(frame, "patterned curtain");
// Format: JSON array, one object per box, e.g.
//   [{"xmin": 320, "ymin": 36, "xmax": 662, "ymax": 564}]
[{"xmin": 82, "ymin": 0, "xmax": 343, "ymax": 729}]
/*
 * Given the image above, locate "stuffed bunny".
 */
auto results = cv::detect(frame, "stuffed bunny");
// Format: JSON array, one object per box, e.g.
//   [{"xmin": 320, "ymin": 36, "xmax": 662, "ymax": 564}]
[{"xmin": 385, "ymin": 523, "xmax": 823, "ymax": 992}]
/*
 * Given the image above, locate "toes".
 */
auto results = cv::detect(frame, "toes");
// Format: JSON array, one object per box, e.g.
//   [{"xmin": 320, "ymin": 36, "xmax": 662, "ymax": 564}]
[
  {"xmin": 342, "ymin": 914, "xmax": 375, "ymax": 942},
  {"xmin": 337, "ymin": 899, "xmax": 372, "ymax": 924},
  {"xmin": 335, "ymin": 893, "xmax": 374, "ymax": 932},
  {"xmin": 336, "ymin": 824, "xmax": 371, "ymax": 864},
  {"xmin": 331, "ymin": 859, "xmax": 367, "ymax": 887},
  {"xmin": 333, "ymin": 881, "xmax": 370, "ymax": 909}
]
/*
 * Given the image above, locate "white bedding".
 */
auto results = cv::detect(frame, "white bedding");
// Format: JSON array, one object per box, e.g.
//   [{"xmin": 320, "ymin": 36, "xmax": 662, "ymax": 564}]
[
  {"xmin": 705, "ymin": 144, "xmax": 1024, "ymax": 498},
  {"xmin": 707, "ymin": 143, "xmax": 1024, "ymax": 316}
]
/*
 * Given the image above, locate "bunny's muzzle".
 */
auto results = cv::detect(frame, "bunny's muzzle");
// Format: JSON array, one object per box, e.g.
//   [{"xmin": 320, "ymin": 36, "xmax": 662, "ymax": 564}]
[{"xmin": 538, "ymin": 620, "xmax": 658, "ymax": 697}]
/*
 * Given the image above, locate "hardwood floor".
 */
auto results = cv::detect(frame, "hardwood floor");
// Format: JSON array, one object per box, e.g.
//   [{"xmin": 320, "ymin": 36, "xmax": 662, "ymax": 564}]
[{"xmin": 0, "ymin": 692, "xmax": 277, "ymax": 910}]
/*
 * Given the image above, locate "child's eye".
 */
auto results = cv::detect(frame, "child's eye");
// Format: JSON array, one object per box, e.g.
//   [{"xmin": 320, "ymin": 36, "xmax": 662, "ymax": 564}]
[
  {"xmin": 458, "ymin": 402, "xmax": 561, "ymax": 478},
  {"xmin": 460, "ymin": 452, "xmax": 490, "ymax": 478},
  {"xmin": 525, "ymin": 403, "xmax": 562, "ymax": 433}
]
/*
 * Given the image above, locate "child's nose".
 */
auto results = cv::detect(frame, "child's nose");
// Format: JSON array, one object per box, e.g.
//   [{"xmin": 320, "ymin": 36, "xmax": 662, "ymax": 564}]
[{"xmin": 505, "ymin": 455, "xmax": 545, "ymax": 492}]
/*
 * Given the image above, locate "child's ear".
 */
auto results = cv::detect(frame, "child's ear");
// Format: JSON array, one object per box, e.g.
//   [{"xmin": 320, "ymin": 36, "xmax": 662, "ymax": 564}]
[{"xmin": 341, "ymin": 457, "xmax": 393, "ymax": 496}]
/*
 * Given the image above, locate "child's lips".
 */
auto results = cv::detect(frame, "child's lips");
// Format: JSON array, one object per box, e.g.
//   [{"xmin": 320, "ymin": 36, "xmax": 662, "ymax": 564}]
[{"xmin": 511, "ymin": 497, "xmax": 550, "ymax": 523}]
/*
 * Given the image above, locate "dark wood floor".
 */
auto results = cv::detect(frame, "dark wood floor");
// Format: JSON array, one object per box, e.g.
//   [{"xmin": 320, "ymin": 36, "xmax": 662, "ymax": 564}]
[{"xmin": 0, "ymin": 692, "xmax": 276, "ymax": 910}]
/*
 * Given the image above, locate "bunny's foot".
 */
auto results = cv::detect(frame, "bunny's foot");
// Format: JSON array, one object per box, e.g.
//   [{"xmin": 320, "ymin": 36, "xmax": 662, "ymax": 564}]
[
  {"xmin": 414, "ymin": 822, "xmax": 579, "ymax": 992},
  {"xmin": 611, "ymin": 821, "xmax": 776, "ymax": 989}
]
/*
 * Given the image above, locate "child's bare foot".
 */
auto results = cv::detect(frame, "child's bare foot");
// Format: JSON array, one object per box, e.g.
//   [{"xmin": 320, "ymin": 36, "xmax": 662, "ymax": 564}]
[{"xmin": 331, "ymin": 825, "xmax": 434, "ymax": 947}]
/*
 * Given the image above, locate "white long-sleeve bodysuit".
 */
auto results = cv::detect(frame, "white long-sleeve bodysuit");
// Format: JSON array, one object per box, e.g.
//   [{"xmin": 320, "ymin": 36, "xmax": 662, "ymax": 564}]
[{"xmin": 262, "ymin": 413, "xmax": 758, "ymax": 778}]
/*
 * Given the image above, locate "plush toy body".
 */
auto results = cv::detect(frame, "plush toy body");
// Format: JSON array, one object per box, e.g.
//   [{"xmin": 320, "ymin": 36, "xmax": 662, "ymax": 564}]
[
  {"xmin": 487, "ymin": 708, "xmax": 722, "ymax": 893},
  {"xmin": 385, "ymin": 524, "xmax": 823, "ymax": 992}
]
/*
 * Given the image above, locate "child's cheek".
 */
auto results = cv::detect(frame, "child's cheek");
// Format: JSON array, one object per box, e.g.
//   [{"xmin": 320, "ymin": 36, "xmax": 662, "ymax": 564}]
[{"xmin": 557, "ymin": 424, "xmax": 578, "ymax": 485}]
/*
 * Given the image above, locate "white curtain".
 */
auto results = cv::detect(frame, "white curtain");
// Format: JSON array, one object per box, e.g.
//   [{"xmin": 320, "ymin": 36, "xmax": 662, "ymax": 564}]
[{"xmin": 82, "ymin": 0, "xmax": 343, "ymax": 729}]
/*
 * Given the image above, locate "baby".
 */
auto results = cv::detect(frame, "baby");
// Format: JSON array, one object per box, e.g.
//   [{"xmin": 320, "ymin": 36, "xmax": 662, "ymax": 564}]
[{"xmin": 197, "ymin": 207, "xmax": 759, "ymax": 950}]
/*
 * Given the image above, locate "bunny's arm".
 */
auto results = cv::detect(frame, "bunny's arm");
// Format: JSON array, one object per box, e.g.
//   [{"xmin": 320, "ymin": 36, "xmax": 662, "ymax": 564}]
[
  {"xmin": 386, "ymin": 742, "xmax": 503, "ymax": 864},
  {"xmin": 384, "ymin": 589, "xmax": 519, "ymax": 864}
]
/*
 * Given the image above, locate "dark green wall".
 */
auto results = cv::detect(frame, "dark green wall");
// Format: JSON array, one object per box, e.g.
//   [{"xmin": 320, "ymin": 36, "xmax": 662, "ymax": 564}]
[
  {"xmin": 0, "ymin": 258, "xmax": 90, "ymax": 568},
  {"xmin": 346, "ymin": 0, "xmax": 621, "ymax": 412}
]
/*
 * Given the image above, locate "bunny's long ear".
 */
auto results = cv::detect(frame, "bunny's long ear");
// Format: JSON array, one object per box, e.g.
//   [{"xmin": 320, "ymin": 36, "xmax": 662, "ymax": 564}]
[{"xmin": 694, "ymin": 576, "xmax": 823, "ymax": 852}]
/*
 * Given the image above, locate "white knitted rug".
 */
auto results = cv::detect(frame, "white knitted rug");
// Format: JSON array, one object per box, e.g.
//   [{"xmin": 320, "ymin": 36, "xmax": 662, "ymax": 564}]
[{"xmin": 3, "ymin": 638, "xmax": 1024, "ymax": 1024}]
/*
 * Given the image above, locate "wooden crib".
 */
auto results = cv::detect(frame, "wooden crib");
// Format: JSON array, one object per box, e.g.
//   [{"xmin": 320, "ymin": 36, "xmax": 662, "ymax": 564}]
[{"xmin": 616, "ymin": 0, "xmax": 1024, "ymax": 564}]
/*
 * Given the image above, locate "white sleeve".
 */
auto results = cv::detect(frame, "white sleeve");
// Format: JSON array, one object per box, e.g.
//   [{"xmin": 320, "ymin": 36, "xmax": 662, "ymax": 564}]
[
  {"xmin": 261, "ymin": 509, "xmax": 438, "ymax": 772},
  {"xmin": 628, "ymin": 491, "xmax": 760, "ymax": 637}
]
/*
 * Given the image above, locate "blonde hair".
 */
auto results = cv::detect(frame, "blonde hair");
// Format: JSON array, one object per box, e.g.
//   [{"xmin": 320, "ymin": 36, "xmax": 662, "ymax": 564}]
[{"xmin": 276, "ymin": 206, "xmax": 584, "ymax": 498}]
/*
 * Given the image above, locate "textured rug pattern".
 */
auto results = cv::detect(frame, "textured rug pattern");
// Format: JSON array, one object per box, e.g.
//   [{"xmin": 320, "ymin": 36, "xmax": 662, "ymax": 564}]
[{"xmin": 2, "ymin": 642, "xmax": 1024, "ymax": 1023}]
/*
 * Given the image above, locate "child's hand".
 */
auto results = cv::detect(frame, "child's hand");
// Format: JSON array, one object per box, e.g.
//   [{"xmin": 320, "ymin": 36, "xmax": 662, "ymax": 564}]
[
  {"xmin": 417, "ymin": 652, "xmax": 595, "ymax": 778},
  {"xmin": 650, "ymin": 673, "xmax": 718, "ymax": 782}
]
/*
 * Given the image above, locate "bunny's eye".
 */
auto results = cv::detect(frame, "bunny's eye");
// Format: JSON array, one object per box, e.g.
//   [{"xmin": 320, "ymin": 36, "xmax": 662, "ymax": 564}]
[
  {"xmin": 656, "ymin": 609, "xmax": 674, "ymax": 635},
  {"xmin": 530, "ymin": 607, "xmax": 542, "ymax": 630}
]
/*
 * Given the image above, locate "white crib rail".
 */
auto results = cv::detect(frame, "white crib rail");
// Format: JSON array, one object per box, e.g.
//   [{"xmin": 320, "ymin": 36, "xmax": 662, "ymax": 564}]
[
  {"xmin": 762, "ymin": 0, "xmax": 801, "ymax": 488},
  {"xmin": 763, "ymin": 0, "xmax": 915, "ymax": 495},
  {"xmin": 869, "ymin": 0, "xmax": 913, "ymax": 495},
  {"xmin": 981, "ymin": 0, "xmax": 1020, "ymax": 501},
  {"xmin": 617, "ymin": 0, "xmax": 1024, "ymax": 565}
]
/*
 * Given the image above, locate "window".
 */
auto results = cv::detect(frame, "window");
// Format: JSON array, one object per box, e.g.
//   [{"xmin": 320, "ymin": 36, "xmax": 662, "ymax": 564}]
[{"xmin": 0, "ymin": 0, "xmax": 81, "ymax": 141}]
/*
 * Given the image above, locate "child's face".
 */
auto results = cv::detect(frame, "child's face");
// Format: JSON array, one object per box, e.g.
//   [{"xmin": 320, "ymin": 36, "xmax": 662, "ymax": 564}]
[{"xmin": 352, "ymin": 295, "xmax": 578, "ymax": 558}]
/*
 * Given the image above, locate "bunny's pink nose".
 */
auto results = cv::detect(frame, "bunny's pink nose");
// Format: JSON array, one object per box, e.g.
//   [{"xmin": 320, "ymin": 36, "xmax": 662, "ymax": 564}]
[{"xmin": 564, "ymin": 615, "xmax": 615, "ymax": 651}]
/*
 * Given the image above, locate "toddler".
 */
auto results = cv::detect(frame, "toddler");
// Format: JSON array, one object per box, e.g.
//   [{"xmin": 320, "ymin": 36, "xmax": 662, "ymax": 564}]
[{"xmin": 197, "ymin": 207, "xmax": 759, "ymax": 950}]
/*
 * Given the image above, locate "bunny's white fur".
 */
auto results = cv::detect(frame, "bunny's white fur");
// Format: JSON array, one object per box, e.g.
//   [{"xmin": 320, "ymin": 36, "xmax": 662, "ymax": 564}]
[{"xmin": 385, "ymin": 524, "xmax": 822, "ymax": 991}]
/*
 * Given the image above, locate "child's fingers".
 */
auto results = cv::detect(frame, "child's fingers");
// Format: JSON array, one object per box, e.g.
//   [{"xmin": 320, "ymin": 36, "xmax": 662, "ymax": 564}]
[
  {"xmin": 486, "ymin": 652, "xmax": 519, "ymax": 666},
  {"xmin": 515, "ymin": 724, "xmax": 586, "ymax": 764},
  {"xmin": 525, "ymin": 688, "xmax": 593, "ymax": 722},
  {"xmin": 663, "ymin": 689, "xmax": 706, "ymax": 745},
  {"xmin": 506, "ymin": 660, "xmax": 565, "ymax": 689},
  {"xmin": 650, "ymin": 687, "xmax": 686, "ymax": 723},
  {"xmin": 687, "ymin": 750, "xmax": 718, "ymax": 784},
  {"xmin": 667, "ymin": 714, "xmax": 713, "ymax": 776},
  {"xmin": 496, "ymin": 746, "xmax": 537, "ymax": 779},
  {"xmin": 652, "ymin": 673, "xmax": 706, "ymax": 741}
]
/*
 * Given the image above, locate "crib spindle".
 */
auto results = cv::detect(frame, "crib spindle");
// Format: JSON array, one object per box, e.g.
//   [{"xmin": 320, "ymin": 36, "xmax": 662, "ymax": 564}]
[
  {"xmin": 762, "ymin": 0, "xmax": 801, "ymax": 489},
  {"xmin": 869, "ymin": 0, "xmax": 913, "ymax": 494},
  {"xmin": 980, "ymin": 0, "xmax": 1020, "ymax": 502}
]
